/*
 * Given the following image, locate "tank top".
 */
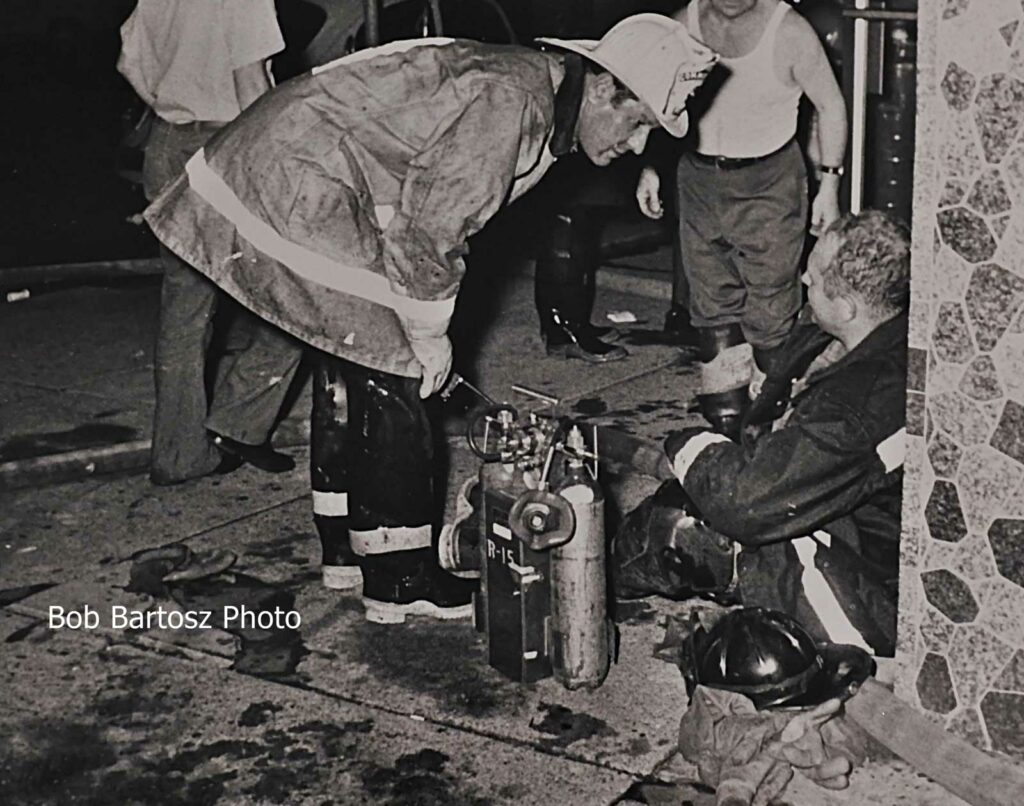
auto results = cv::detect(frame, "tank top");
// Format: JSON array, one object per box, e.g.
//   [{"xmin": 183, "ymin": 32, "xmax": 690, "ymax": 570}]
[{"xmin": 687, "ymin": 0, "xmax": 801, "ymax": 158}]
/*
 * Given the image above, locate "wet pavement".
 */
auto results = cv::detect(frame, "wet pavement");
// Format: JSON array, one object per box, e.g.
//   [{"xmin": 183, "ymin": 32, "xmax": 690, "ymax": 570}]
[{"xmin": 0, "ymin": 266, "xmax": 969, "ymax": 804}]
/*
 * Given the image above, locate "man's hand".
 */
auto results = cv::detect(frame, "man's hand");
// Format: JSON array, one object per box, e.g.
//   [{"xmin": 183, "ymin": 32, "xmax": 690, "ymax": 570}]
[
  {"xmin": 809, "ymin": 183, "xmax": 841, "ymax": 238},
  {"xmin": 396, "ymin": 304, "xmax": 454, "ymax": 400},
  {"xmin": 409, "ymin": 334, "xmax": 453, "ymax": 399},
  {"xmin": 636, "ymin": 166, "xmax": 664, "ymax": 219}
]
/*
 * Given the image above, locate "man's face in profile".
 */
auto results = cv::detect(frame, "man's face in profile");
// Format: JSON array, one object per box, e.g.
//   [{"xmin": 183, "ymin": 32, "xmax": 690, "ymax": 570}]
[
  {"xmin": 803, "ymin": 232, "xmax": 844, "ymax": 335},
  {"xmin": 578, "ymin": 75, "xmax": 659, "ymax": 166}
]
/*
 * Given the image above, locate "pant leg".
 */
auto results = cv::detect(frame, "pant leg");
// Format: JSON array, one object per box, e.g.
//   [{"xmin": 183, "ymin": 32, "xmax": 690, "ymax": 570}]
[
  {"xmin": 204, "ymin": 312, "xmax": 303, "ymax": 444},
  {"xmin": 722, "ymin": 142, "xmax": 808, "ymax": 351},
  {"xmin": 534, "ymin": 206, "xmax": 596, "ymax": 331},
  {"xmin": 145, "ymin": 119, "xmax": 225, "ymax": 483},
  {"xmin": 150, "ymin": 249, "xmax": 223, "ymax": 483},
  {"xmin": 671, "ymin": 218, "xmax": 693, "ymax": 310},
  {"xmin": 676, "ymin": 154, "xmax": 746, "ymax": 328}
]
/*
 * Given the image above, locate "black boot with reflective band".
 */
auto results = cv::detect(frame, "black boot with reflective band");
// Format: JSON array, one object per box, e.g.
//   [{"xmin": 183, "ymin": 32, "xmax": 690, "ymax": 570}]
[
  {"xmin": 318, "ymin": 519, "xmax": 361, "ymax": 590},
  {"xmin": 360, "ymin": 548, "xmax": 477, "ymax": 624},
  {"xmin": 311, "ymin": 359, "xmax": 361, "ymax": 589}
]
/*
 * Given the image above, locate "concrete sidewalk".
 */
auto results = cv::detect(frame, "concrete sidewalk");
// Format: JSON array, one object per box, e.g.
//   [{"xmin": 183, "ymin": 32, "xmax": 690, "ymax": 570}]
[{"xmin": 0, "ymin": 267, "xmax": 967, "ymax": 804}]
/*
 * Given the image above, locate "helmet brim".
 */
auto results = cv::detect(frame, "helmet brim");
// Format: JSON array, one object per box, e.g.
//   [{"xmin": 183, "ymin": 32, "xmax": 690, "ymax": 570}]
[
  {"xmin": 769, "ymin": 642, "xmax": 876, "ymax": 711},
  {"xmin": 535, "ymin": 37, "xmax": 690, "ymax": 138}
]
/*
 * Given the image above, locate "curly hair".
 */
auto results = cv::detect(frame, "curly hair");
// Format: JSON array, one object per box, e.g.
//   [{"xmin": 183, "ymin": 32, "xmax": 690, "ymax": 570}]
[{"xmin": 821, "ymin": 210, "xmax": 911, "ymax": 316}]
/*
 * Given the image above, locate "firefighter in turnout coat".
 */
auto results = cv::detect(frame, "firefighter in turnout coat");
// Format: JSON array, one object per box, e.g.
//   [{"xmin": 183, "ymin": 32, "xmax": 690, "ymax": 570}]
[
  {"xmin": 144, "ymin": 15, "xmax": 717, "ymax": 624},
  {"xmin": 618, "ymin": 211, "xmax": 909, "ymax": 656}
]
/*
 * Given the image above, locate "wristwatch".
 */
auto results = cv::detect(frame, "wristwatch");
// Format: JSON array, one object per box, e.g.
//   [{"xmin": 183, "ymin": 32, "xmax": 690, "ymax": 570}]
[{"xmin": 819, "ymin": 164, "xmax": 844, "ymax": 176}]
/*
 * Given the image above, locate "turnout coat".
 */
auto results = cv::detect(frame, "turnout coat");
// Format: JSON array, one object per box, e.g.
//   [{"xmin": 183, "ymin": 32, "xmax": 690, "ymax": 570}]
[
  {"xmin": 144, "ymin": 39, "xmax": 563, "ymax": 377},
  {"xmin": 671, "ymin": 315, "xmax": 908, "ymax": 656}
]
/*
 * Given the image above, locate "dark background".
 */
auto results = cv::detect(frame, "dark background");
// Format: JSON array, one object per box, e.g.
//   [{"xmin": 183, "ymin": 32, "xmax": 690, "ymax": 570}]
[
  {"xmin": 0, "ymin": 0, "xmax": 677, "ymax": 271},
  {"xmin": 1, "ymin": 0, "xmax": 149, "ymax": 269}
]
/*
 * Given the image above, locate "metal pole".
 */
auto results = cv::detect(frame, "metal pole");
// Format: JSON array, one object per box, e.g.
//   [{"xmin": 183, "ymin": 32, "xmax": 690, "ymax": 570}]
[{"xmin": 849, "ymin": 0, "xmax": 871, "ymax": 214}]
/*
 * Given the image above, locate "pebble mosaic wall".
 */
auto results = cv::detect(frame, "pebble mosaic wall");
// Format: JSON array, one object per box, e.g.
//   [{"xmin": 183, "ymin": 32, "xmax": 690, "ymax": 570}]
[{"xmin": 898, "ymin": 0, "xmax": 1024, "ymax": 760}]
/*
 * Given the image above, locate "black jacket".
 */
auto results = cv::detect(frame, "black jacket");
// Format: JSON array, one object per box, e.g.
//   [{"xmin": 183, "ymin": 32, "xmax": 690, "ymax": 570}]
[{"xmin": 680, "ymin": 315, "xmax": 907, "ymax": 656}]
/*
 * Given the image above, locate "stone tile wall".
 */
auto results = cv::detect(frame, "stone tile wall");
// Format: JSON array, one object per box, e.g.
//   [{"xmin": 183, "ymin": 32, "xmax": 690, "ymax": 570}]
[{"xmin": 898, "ymin": 0, "xmax": 1024, "ymax": 760}]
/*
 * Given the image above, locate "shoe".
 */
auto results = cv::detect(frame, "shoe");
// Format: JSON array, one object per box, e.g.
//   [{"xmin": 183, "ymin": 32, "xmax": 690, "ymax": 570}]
[
  {"xmin": 581, "ymin": 323, "xmax": 622, "ymax": 343},
  {"xmin": 663, "ymin": 305, "xmax": 700, "ymax": 349},
  {"xmin": 361, "ymin": 548, "xmax": 477, "ymax": 624},
  {"xmin": 214, "ymin": 453, "xmax": 245, "ymax": 475},
  {"xmin": 210, "ymin": 432, "xmax": 295, "ymax": 473},
  {"xmin": 546, "ymin": 334, "xmax": 628, "ymax": 363},
  {"xmin": 544, "ymin": 315, "xmax": 628, "ymax": 363}
]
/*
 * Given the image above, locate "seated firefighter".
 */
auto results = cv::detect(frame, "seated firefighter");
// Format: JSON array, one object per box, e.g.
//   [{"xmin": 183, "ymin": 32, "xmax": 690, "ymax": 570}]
[{"xmin": 614, "ymin": 210, "xmax": 910, "ymax": 657}]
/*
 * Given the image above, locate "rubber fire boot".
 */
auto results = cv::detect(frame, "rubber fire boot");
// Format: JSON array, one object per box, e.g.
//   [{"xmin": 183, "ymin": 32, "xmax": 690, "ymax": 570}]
[
  {"xmin": 360, "ymin": 547, "xmax": 476, "ymax": 624},
  {"xmin": 337, "ymin": 362, "xmax": 475, "ymax": 621},
  {"xmin": 311, "ymin": 358, "xmax": 361, "ymax": 590},
  {"xmin": 536, "ymin": 210, "xmax": 627, "ymax": 363},
  {"xmin": 696, "ymin": 324, "xmax": 752, "ymax": 442}
]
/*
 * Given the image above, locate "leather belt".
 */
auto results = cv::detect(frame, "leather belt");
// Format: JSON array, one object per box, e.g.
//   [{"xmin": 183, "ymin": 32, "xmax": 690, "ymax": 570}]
[{"xmin": 692, "ymin": 141, "xmax": 790, "ymax": 169}]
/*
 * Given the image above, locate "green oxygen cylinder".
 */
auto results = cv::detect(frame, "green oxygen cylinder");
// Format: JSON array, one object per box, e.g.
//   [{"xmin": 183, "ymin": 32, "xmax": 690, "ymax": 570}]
[{"xmin": 550, "ymin": 425, "xmax": 611, "ymax": 690}]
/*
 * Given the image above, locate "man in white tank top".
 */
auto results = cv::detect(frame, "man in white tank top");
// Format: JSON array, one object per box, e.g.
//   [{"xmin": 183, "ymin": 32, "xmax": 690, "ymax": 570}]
[{"xmin": 636, "ymin": 0, "xmax": 846, "ymax": 440}]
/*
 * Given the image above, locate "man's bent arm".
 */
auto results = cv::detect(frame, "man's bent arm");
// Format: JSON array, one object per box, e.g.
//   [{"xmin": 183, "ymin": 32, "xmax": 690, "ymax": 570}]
[{"xmin": 671, "ymin": 398, "xmax": 890, "ymax": 545}]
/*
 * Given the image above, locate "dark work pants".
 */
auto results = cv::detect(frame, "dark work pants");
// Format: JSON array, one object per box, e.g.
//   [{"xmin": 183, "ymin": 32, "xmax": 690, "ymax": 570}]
[{"xmin": 676, "ymin": 140, "xmax": 808, "ymax": 350}]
